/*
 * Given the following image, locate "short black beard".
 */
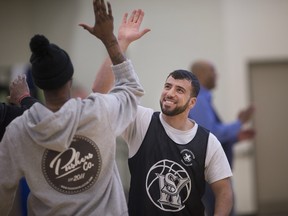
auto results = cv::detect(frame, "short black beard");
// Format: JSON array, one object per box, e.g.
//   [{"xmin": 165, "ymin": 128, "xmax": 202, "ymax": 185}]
[{"xmin": 160, "ymin": 99, "xmax": 190, "ymax": 116}]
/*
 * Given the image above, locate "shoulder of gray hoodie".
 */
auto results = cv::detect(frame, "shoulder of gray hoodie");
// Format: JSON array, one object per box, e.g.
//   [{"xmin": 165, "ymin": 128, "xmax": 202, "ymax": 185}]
[{"xmin": 0, "ymin": 59, "xmax": 144, "ymax": 216}]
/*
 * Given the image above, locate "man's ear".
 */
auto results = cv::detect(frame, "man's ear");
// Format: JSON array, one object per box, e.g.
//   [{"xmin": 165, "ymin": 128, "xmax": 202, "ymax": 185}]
[
  {"xmin": 69, "ymin": 79, "xmax": 73, "ymax": 88},
  {"xmin": 189, "ymin": 97, "xmax": 197, "ymax": 109}
]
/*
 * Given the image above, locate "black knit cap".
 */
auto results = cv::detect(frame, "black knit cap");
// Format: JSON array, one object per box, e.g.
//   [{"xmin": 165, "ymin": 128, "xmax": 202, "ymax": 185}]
[{"xmin": 29, "ymin": 34, "xmax": 74, "ymax": 90}]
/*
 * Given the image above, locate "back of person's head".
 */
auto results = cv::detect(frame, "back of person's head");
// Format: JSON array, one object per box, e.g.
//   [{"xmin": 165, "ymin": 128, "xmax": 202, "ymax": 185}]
[
  {"xmin": 190, "ymin": 60, "xmax": 216, "ymax": 90},
  {"xmin": 167, "ymin": 69, "xmax": 200, "ymax": 97},
  {"xmin": 29, "ymin": 34, "xmax": 74, "ymax": 90}
]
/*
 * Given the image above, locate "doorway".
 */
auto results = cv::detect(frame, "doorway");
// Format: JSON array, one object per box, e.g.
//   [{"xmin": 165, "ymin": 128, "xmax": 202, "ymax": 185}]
[{"xmin": 249, "ymin": 60, "xmax": 288, "ymax": 215}]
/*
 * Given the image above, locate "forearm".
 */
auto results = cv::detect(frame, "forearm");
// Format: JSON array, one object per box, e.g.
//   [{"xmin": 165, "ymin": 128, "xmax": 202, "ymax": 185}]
[
  {"xmin": 92, "ymin": 38, "xmax": 130, "ymax": 93},
  {"xmin": 214, "ymin": 194, "xmax": 233, "ymax": 216},
  {"xmin": 211, "ymin": 178, "xmax": 233, "ymax": 216},
  {"xmin": 92, "ymin": 57, "xmax": 115, "ymax": 93},
  {"xmin": 103, "ymin": 36, "xmax": 125, "ymax": 65}
]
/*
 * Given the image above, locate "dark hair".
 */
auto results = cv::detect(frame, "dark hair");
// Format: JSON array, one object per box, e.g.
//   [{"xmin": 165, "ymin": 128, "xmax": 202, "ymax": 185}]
[{"xmin": 167, "ymin": 69, "xmax": 200, "ymax": 97}]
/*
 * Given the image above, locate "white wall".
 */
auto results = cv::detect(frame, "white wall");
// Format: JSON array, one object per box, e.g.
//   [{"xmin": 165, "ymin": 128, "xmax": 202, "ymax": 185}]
[
  {"xmin": 1, "ymin": 0, "xmax": 288, "ymax": 214},
  {"xmin": 70, "ymin": 0, "xmax": 226, "ymax": 109}
]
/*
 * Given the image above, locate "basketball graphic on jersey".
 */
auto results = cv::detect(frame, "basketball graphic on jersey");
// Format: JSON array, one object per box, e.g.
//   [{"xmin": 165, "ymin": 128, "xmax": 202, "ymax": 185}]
[{"xmin": 146, "ymin": 159, "xmax": 191, "ymax": 212}]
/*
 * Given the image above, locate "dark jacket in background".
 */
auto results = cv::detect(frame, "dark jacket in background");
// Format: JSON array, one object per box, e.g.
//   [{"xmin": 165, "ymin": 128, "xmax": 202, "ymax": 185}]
[{"xmin": 0, "ymin": 97, "xmax": 38, "ymax": 140}]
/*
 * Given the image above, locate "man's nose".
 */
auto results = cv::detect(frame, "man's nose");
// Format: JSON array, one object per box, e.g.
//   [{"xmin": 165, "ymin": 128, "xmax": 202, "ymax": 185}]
[{"xmin": 166, "ymin": 88, "xmax": 175, "ymax": 97}]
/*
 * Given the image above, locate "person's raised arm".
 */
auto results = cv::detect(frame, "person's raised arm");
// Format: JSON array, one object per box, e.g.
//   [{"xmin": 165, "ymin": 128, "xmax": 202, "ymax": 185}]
[
  {"xmin": 79, "ymin": 0, "xmax": 124, "ymax": 66},
  {"xmin": 91, "ymin": 9, "xmax": 150, "ymax": 93},
  {"xmin": 79, "ymin": 0, "xmax": 145, "ymax": 135}
]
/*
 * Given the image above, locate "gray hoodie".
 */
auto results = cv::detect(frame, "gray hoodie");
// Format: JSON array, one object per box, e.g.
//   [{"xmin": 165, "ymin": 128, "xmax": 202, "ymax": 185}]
[{"xmin": 0, "ymin": 60, "xmax": 144, "ymax": 216}]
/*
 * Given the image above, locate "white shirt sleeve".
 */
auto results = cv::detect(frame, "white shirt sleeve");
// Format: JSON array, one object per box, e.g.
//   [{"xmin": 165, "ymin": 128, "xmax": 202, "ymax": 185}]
[
  {"xmin": 205, "ymin": 133, "xmax": 233, "ymax": 184},
  {"xmin": 122, "ymin": 105, "xmax": 154, "ymax": 158}
]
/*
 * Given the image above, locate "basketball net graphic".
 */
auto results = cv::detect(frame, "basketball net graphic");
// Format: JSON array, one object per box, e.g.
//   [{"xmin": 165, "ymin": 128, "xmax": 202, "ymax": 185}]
[{"xmin": 146, "ymin": 159, "xmax": 191, "ymax": 212}]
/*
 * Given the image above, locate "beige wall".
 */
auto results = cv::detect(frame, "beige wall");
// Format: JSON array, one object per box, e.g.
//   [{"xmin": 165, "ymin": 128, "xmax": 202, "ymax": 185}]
[
  {"xmin": 222, "ymin": 1, "xmax": 288, "ymax": 214},
  {"xmin": 1, "ymin": 0, "xmax": 288, "ymax": 214}
]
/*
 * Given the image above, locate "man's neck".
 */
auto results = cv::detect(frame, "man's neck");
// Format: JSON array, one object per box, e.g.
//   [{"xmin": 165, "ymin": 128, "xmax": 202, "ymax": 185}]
[{"xmin": 161, "ymin": 113, "xmax": 194, "ymax": 131}]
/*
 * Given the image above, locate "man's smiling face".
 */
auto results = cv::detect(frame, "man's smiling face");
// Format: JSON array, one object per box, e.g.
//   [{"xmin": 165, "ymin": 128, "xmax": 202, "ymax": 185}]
[{"xmin": 160, "ymin": 76, "xmax": 194, "ymax": 116}]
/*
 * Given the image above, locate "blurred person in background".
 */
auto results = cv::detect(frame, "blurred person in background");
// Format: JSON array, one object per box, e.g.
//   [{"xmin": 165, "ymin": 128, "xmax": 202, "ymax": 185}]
[{"xmin": 188, "ymin": 60, "xmax": 255, "ymax": 216}]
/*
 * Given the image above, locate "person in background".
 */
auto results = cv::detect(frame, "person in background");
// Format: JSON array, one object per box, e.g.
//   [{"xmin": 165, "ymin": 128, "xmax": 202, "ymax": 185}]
[
  {"xmin": 188, "ymin": 60, "xmax": 255, "ymax": 215},
  {"xmin": 92, "ymin": 9, "xmax": 233, "ymax": 216},
  {"xmin": 0, "ymin": 74, "xmax": 38, "ymax": 141},
  {"xmin": 0, "ymin": 1, "xmax": 144, "ymax": 216},
  {"xmin": 0, "ymin": 74, "xmax": 38, "ymax": 216}
]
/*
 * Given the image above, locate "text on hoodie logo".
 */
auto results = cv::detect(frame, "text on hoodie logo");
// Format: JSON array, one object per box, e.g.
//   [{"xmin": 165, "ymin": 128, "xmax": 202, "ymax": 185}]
[{"xmin": 42, "ymin": 135, "xmax": 101, "ymax": 194}]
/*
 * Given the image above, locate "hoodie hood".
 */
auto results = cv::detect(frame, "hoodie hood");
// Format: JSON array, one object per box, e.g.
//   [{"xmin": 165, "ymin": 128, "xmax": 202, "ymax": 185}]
[{"xmin": 23, "ymin": 99, "xmax": 81, "ymax": 152}]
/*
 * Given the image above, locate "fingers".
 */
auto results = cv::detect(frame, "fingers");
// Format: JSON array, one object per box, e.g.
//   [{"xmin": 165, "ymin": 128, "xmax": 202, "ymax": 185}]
[
  {"xmin": 99, "ymin": 0, "xmax": 107, "ymax": 17},
  {"xmin": 129, "ymin": 9, "xmax": 151, "ymax": 37},
  {"xmin": 9, "ymin": 74, "xmax": 31, "ymax": 105},
  {"xmin": 122, "ymin": 12, "xmax": 128, "ymax": 24},
  {"xmin": 93, "ymin": 0, "xmax": 98, "ymax": 16},
  {"xmin": 134, "ymin": 10, "xmax": 141, "ymax": 23},
  {"xmin": 95, "ymin": 0, "xmax": 112, "ymax": 22},
  {"xmin": 139, "ymin": 28, "xmax": 151, "ymax": 37},
  {"xmin": 80, "ymin": 0, "xmax": 114, "ymax": 40},
  {"xmin": 127, "ymin": 9, "xmax": 146, "ymax": 25},
  {"xmin": 131, "ymin": 10, "xmax": 141, "ymax": 23},
  {"xmin": 100, "ymin": 0, "xmax": 106, "ymax": 11},
  {"xmin": 95, "ymin": 0, "xmax": 103, "ymax": 21},
  {"xmin": 79, "ymin": 23, "xmax": 93, "ymax": 34},
  {"xmin": 93, "ymin": 0, "xmax": 104, "ymax": 21},
  {"xmin": 134, "ymin": 10, "xmax": 144, "ymax": 24},
  {"xmin": 107, "ymin": 1, "xmax": 112, "ymax": 18},
  {"xmin": 137, "ymin": 10, "xmax": 145, "ymax": 24},
  {"xmin": 118, "ymin": 8, "xmax": 150, "ymax": 42},
  {"xmin": 19, "ymin": 74, "xmax": 26, "ymax": 83},
  {"xmin": 10, "ymin": 74, "xmax": 26, "ymax": 87},
  {"xmin": 93, "ymin": 0, "xmax": 104, "ymax": 13},
  {"xmin": 128, "ymin": 10, "xmax": 136, "ymax": 23}
]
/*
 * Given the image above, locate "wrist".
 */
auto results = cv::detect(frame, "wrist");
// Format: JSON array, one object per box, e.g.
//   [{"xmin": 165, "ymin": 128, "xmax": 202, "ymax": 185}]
[
  {"xmin": 18, "ymin": 92, "xmax": 31, "ymax": 104},
  {"xmin": 118, "ymin": 39, "xmax": 130, "ymax": 52},
  {"xmin": 103, "ymin": 35, "xmax": 118, "ymax": 48}
]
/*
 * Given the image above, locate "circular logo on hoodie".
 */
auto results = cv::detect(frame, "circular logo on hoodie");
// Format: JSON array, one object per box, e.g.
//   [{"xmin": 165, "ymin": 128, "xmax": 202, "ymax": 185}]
[{"xmin": 42, "ymin": 135, "xmax": 101, "ymax": 194}]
